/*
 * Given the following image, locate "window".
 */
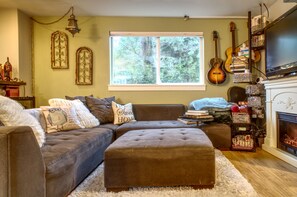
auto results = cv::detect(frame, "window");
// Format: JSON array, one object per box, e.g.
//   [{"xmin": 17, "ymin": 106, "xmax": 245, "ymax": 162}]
[{"xmin": 109, "ymin": 32, "xmax": 205, "ymax": 91}]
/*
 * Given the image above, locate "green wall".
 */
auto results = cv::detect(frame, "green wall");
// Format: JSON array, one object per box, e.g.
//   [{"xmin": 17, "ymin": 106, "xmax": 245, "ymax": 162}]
[{"xmin": 33, "ymin": 16, "xmax": 248, "ymax": 106}]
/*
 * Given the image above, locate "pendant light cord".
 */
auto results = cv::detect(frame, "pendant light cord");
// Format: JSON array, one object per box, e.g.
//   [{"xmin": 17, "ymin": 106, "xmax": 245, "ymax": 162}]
[{"xmin": 31, "ymin": 6, "xmax": 73, "ymax": 25}]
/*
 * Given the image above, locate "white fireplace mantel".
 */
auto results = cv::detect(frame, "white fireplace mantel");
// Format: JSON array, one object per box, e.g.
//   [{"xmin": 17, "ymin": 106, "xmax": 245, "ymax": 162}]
[{"xmin": 263, "ymin": 76, "xmax": 297, "ymax": 168}]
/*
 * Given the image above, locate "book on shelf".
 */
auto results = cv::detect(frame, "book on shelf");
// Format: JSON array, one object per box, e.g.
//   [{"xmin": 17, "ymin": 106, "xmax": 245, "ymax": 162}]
[
  {"xmin": 231, "ymin": 68, "xmax": 246, "ymax": 73},
  {"xmin": 178, "ymin": 117, "xmax": 214, "ymax": 124},
  {"xmin": 179, "ymin": 116, "xmax": 214, "ymax": 122},
  {"xmin": 186, "ymin": 110, "xmax": 208, "ymax": 113},
  {"xmin": 177, "ymin": 118, "xmax": 198, "ymax": 125},
  {"xmin": 182, "ymin": 114, "xmax": 213, "ymax": 119},
  {"xmin": 185, "ymin": 110, "xmax": 209, "ymax": 116}
]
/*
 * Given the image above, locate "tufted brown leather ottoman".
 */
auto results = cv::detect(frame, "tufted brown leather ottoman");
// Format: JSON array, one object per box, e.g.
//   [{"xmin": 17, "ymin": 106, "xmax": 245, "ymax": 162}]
[{"xmin": 104, "ymin": 128, "xmax": 215, "ymax": 192}]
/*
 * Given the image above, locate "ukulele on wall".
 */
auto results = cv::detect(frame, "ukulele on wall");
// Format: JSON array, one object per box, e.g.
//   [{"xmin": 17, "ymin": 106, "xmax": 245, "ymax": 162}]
[
  {"xmin": 207, "ymin": 31, "xmax": 226, "ymax": 85},
  {"xmin": 224, "ymin": 22, "xmax": 239, "ymax": 73}
]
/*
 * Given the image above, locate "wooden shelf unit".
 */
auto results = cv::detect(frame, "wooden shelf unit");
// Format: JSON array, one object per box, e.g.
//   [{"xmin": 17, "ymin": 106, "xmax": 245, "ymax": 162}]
[
  {"xmin": 0, "ymin": 81, "xmax": 26, "ymax": 86},
  {"xmin": 10, "ymin": 96, "xmax": 35, "ymax": 109},
  {"xmin": 0, "ymin": 80, "xmax": 26, "ymax": 97},
  {"xmin": 248, "ymin": 11, "xmax": 267, "ymax": 72},
  {"xmin": 0, "ymin": 80, "xmax": 35, "ymax": 108}
]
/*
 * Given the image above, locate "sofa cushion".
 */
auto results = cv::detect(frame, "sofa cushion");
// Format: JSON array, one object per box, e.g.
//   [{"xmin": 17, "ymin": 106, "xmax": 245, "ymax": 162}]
[
  {"xmin": 85, "ymin": 96, "xmax": 115, "ymax": 124},
  {"xmin": 49, "ymin": 98, "xmax": 99, "ymax": 128},
  {"xmin": 99, "ymin": 123, "xmax": 119, "ymax": 131},
  {"xmin": 41, "ymin": 127, "xmax": 114, "ymax": 197}
]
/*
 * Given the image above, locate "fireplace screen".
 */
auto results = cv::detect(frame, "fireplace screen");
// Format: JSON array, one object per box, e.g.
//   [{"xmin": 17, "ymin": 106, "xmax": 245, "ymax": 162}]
[{"xmin": 278, "ymin": 112, "xmax": 297, "ymax": 156}]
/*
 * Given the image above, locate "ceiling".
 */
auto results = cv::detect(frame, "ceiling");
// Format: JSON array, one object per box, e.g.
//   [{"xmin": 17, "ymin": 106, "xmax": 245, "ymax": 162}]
[{"xmin": 0, "ymin": 0, "xmax": 277, "ymax": 18}]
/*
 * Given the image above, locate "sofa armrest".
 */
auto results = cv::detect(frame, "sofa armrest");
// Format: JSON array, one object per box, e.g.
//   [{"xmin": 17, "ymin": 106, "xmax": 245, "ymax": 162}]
[{"xmin": 0, "ymin": 126, "xmax": 46, "ymax": 197}]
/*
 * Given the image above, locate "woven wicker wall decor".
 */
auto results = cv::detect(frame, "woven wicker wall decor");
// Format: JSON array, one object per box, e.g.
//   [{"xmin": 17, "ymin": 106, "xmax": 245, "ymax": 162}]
[
  {"xmin": 76, "ymin": 47, "xmax": 93, "ymax": 85},
  {"xmin": 51, "ymin": 31, "xmax": 69, "ymax": 69}
]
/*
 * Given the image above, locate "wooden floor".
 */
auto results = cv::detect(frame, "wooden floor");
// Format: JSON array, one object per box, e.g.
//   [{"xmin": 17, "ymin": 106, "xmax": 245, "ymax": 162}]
[{"xmin": 222, "ymin": 148, "xmax": 297, "ymax": 197}]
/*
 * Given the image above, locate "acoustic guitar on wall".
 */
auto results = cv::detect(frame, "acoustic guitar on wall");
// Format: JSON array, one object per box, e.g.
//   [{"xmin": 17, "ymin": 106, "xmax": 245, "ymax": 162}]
[
  {"xmin": 224, "ymin": 22, "xmax": 240, "ymax": 73},
  {"xmin": 207, "ymin": 31, "xmax": 226, "ymax": 85}
]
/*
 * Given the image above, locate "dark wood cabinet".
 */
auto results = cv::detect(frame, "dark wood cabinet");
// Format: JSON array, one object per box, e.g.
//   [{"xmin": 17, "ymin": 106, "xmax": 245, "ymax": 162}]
[{"xmin": 11, "ymin": 96, "xmax": 35, "ymax": 109}]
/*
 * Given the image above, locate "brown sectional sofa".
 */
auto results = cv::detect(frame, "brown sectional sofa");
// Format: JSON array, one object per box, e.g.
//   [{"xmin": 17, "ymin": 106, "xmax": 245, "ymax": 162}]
[{"xmin": 0, "ymin": 104, "xmax": 231, "ymax": 197}]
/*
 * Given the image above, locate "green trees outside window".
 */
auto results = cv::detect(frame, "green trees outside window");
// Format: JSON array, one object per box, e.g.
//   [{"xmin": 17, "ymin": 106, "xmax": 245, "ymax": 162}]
[{"xmin": 110, "ymin": 33, "xmax": 202, "ymax": 85}]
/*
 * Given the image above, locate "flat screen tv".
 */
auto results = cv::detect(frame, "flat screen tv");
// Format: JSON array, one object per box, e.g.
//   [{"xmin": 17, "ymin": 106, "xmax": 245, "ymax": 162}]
[{"xmin": 265, "ymin": 5, "xmax": 297, "ymax": 78}]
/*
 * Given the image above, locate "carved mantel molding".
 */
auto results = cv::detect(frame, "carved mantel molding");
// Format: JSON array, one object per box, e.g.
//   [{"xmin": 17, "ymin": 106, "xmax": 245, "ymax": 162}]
[{"xmin": 277, "ymin": 97, "xmax": 296, "ymax": 110}]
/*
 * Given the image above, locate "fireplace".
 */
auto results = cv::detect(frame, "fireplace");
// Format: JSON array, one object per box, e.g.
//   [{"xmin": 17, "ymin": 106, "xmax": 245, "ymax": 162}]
[
  {"xmin": 263, "ymin": 76, "xmax": 297, "ymax": 168},
  {"xmin": 277, "ymin": 112, "xmax": 297, "ymax": 157}
]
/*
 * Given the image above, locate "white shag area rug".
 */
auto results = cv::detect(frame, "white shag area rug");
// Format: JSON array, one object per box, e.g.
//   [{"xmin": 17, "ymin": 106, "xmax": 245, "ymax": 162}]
[{"xmin": 69, "ymin": 150, "xmax": 258, "ymax": 197}]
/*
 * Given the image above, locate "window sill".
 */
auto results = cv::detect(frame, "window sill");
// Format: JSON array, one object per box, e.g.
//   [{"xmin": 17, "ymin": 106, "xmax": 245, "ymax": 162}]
[{"xmin": 108, "ymin": 84, "xmax": 206, "ymax": 91}]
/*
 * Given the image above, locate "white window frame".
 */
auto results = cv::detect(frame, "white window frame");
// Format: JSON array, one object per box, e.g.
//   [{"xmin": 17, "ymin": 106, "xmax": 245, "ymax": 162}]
[{"xmin": 108, "ymin": 32, "xmax": 205, "ymax": 91}]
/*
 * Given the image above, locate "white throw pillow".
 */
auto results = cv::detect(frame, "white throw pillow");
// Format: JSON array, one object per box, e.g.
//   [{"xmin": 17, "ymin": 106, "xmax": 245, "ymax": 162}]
[
  {"xmin": 0, "ymin": 95, "xmax": 45, "ymax": 147},
  {"xmin": 112, "ymin": 101, "xmax": 136, "ymax": 125},
  {"xmin": 25, "ymin": 108, "xmax": 47, "ymax": 131},
  {"xmin": 49, "ymin": 98, "xmax": 99, "ymax": 128},
  {"xmin": 41, "ymin": 106, "xmax": 84, "ymax": 133}
]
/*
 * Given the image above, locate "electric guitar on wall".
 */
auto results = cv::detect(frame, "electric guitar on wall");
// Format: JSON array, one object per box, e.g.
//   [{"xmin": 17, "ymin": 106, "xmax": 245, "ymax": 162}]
[
  {"xmin": 224, "ymin": 22, "xmax": 240, "ymax": 73},
  {"xmin": 207, "ymin": 31, "xmax": 226, "ymax": 85}
]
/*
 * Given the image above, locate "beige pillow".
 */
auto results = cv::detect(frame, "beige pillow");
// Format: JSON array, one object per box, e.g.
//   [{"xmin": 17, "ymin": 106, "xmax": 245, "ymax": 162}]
[
  {"xmin": 112, "ymin": 101, "xmax": 136, "ymax": 125},
  {"xmin": 49, "ymin": 98, "xmax": 99, "ymax": 128},
  {"xmin": 41, "ymin": 106, "xmax": 84, "ymax": 133}
]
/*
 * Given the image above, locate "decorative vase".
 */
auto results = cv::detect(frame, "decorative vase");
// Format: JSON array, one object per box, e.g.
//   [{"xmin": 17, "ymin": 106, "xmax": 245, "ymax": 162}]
[
  {"xmin": 4, "ymin": 57, "xmax": 12, "ymax": 81},
  {"xmin": 0, "ymin": 64, "xmax": 3, "ymax": 80}
]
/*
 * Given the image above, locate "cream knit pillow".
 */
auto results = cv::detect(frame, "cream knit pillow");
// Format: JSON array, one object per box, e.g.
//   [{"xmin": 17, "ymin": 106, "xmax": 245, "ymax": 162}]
[
  {"xmin": 0, "ymin": 96, "xmax": 45, "ymax": 147},
  {"xmin": 49, "ymin": 98, "xmax": 99, "ymax": 128},
  {"xmin": 112, "ymin": 101, "xmax": 136, "ymax": 125}
]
